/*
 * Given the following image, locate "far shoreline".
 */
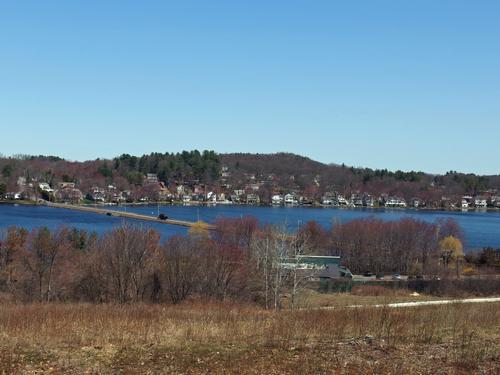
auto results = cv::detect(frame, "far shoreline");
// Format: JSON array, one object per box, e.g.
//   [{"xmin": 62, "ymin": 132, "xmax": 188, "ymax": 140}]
[{"xmin": 1, "ymin": 199, "xmax": 500, "ymax": 213}]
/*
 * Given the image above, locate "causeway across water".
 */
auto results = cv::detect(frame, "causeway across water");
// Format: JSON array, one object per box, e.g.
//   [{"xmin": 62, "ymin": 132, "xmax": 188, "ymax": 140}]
[{"xmin": 41, "ymin": 201, "xmax": 215, "ymax": 230}]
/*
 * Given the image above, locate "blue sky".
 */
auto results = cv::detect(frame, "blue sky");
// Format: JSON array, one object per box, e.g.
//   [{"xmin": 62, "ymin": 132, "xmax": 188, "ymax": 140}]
[{"xmin": 0, "ymin": 1, "xmax": 499, "ymax": 174}]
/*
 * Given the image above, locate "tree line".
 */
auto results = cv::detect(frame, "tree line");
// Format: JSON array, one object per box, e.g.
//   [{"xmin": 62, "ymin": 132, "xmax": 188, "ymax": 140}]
[{"xmin": 0, "ymin": 216, "xmax": 477, "ymax": 307}]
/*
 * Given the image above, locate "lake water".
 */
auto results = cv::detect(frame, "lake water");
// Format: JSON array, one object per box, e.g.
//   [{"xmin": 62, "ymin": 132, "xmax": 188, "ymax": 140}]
[{"xmin": 1, "ymin": 204, "xmax": 499, "ymax": 250}]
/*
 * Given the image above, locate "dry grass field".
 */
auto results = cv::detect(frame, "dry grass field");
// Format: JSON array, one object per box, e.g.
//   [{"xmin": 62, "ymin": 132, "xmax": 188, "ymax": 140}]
[
  {"xmin": 290, "ymin": 287, "xmax": 444, "ymax": 309},
  {"xmin": 0, "ymin": 299, "xmax": 499, "ymax": 374}
]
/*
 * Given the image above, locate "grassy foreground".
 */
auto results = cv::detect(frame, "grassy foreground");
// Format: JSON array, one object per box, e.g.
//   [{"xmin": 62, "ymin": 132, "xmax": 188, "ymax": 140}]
[{"xmin": 0, "ymin": 301, "xmax": 499, "ymax": 374}]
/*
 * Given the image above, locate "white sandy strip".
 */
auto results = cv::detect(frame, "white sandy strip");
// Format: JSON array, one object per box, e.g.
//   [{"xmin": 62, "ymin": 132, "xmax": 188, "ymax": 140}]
[{"xmin": 346, "ymin": 297, "xmax": 500, "ymax": 309}]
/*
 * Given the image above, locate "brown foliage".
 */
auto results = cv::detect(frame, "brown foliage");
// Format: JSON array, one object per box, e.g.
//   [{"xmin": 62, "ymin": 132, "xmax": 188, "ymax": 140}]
[
  {"xmin": 92, "ymin": 225, "xmax": 161, "ymax": 303},
  {"xmin": 330, "ymin": 217, "xmax": 441, "ymax": 274}
]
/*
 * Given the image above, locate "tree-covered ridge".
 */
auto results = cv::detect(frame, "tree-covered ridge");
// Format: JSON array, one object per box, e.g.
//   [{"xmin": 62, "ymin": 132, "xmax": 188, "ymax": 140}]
[
  {"xmin": 220, "ymin": 153, "xmax": 499, "ymax": 202},
  {"xmin": 0, "ymin": 150, "xmax": 220, "ymax": 193},
  {"xmin": 113, "ymin": 150, "xmax": 220, "ymax": 184},
  {"xmin": 0, "ymin": 151, "xmax": 499, "ymax": 205}
]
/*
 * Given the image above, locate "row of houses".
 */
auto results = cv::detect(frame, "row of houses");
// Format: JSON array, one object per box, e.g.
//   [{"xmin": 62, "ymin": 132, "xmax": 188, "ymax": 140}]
[
  {"xmin": 460, "ymin": 195, "xmax": 500, "ymax": 209},
  {"xmin": 320, "ymin": 192, "xmax": 405, "ymax": 208},
  {"xmin": 4, "ymin": 172, "xmax": 500, "ymax": 209},
  {"xmin": 2, "ymin": 178, "xmax": 85, "ymax": 204},
  {"xmin": 39, "ymin": 181, "xmax": 84, "ymax": 203},
  {"xmin": 271, "ymin": 194, "xmax": 305, "ymax": 206},
  {"xmin": 317, "ymin": 192, "xmax": 500, "ymax": 209}
]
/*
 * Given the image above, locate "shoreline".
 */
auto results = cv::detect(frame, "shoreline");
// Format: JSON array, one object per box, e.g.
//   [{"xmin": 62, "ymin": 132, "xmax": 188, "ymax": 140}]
[{"xmin": 1, "ymin": 199, "xmax": 500, "ymax": 213}]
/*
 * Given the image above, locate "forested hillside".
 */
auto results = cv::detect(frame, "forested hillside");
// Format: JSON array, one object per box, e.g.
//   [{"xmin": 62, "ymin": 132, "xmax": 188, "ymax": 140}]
[
  {"xmin": 0, "ymin": 151, "xmax": 499, "ymax": 205},
  {"xmin": 220, "ymin": 153, "xmax": 499, "ymax": 202}
]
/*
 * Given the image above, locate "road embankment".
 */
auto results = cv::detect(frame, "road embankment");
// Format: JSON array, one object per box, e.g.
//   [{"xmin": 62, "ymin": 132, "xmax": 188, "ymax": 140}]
[{"xmin": 42, "ymin": 201, "xmax": 215, "ymax": 230}]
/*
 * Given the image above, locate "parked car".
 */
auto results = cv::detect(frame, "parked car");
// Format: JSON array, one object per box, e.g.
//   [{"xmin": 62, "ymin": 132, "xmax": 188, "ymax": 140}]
[
  {"xmin": 375, "ymin": 273, "xmax": 384, "ymax": 280},
  {"xmin": 392, "ymin": 273, "xmax": 402, "ymax": 280},
  {"xmin": 158, "ymin": 213, "xmax": 168, "ymax": 220}
]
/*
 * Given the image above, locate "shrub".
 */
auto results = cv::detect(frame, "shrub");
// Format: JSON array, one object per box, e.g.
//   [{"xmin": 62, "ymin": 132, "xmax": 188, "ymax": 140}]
[{"xmin": 462, "ymin": 266, "xmax": 477, "ymax": 276}]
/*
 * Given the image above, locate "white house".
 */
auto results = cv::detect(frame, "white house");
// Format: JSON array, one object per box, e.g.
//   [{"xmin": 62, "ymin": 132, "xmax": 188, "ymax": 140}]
[
  {"xmin": 337, "ymin": 195, "xmax": 349, "ymax": 206},
  {"xmin": 385, "ymin": 197, "xmax": 407, "ymax": 208},
  {"xmin": 474, "ymin": 197, "xmax": 487, "ymax": 208},
  {"xmin": 271, "ymin": 194, "xmax": 283, "ymax": 205},
  {"xmin": 39, "ymin": 183, "xmax": 54, "ymax": 193},
  {"xmin": 284, "ymin": 193, "xmax": 298, "ymax": 205},
  {"xmin": 461, "ymin": 196, "xmax": 473, "ymax": 208}
]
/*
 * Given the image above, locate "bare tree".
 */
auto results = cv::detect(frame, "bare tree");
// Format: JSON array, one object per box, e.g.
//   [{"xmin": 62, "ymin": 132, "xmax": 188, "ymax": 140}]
[
  {"xmin": 96, "ymin": 224, "xmax": 160, "ymax": 303},
  {"xmin": 0, "ymin": 227, "xmax": 28, "ymax": 295},
  {"xmin": 161, "ymin": 236, "xmax": 198, "ymax": 304},
  {"xmin": 22, "ymin": 227, "xmax": 69, "ymax": 302},
  {"xmin": 250, "ymin": 226, "xmax": 290, "ymax": 310},
  {"xmin": 288, "ymin": 233, "xmax": 316, "ymax": 310}
]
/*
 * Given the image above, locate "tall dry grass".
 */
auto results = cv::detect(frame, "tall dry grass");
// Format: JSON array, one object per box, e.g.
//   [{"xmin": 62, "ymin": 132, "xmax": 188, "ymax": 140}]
[{"xmin": 0, "ymin": 302, "xmax": 498, "ymax": 373}]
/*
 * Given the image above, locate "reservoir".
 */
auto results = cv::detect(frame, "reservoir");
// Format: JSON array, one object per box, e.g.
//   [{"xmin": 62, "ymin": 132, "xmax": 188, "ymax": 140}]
[{"xmin": 1, "ymin": 204, "xmax": 499, "ymax": 250}]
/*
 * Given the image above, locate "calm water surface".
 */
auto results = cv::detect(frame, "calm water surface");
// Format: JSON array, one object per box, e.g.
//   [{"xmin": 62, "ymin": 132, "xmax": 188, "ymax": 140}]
[{"xmin": 1, "ymin": 204, "xmax": 499, "ymax": 250}]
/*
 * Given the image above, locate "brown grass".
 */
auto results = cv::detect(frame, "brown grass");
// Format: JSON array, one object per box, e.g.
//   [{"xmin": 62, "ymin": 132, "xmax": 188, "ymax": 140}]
[
  {"xmin": 350, "ymin": 285, "xmax": 410, "ymax": 297},
  {"xmin": 0, "ymin": 301, "xmax": 499, "ymax": 374},
  {"xmin": 293, "ymin": 288, "xmax": 443, "ymax": 309}
]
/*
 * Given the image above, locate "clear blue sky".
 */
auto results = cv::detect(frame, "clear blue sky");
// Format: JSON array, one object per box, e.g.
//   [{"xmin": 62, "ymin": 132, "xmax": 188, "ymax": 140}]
[{"xmin": 0, "ymin": 1, "xmax": 499, "ymax": 175}]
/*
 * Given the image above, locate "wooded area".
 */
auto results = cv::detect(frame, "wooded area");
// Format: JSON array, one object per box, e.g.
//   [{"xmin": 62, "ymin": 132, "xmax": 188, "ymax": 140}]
[
  {"xmin": 1, "ymin": 152, "xmax": 499, "ymax": 204},
  {"xmin": 2, "ymin": 216, "xmax": 495, "ymax": 307}
]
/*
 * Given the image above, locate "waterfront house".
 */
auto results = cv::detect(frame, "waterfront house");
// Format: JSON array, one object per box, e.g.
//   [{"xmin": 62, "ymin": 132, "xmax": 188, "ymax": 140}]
[
  {"xmin": 55, "ymin": 186, "xmax": 83, "ymax": 203},
  {"xmin": 217, "ymin": 193, "xmax": 229, "ymax": 203},
  {"xmin": 337, "ymin": 194, "xmax": 349, "ymax": 206},
  {"xmin": 110, "ymin": 192, "xmax": 126, "ymax": 203},
  {"xmin": 206, "ymin": 191, "xmax": 217, "ymax": 203},
  {"xmin": 89, "ymin": 186, "xmax": 106, "ymax": 202},
  {"xmin": 321, "ymin": 196, "xmax": 333, "ymax": 205},
  {"xmin": 410, "ymin": 198, "xmax": 422, "ymax": 208},
  {"xmin": 474, "ymin": 197, "xmax": 488, "ymax": 208},
  {"xmin": 271, "ymin": 194, "xmax": 283, "ymax": 205},
  {"xmin": 38, "ymin": 182, "xmax": 54, "ymax": 193},
  {"xmin": 284, "ymin": 193, "xmax": 298, "ymax": 205},
  {"xmin": 350, "ymin": 193, "xmax": 364, "ymax": 207},
  {"xmin": 385, "ymin": 197, "xmax": 407, "ymax": 208},
  {"xmin": 321, "ymin": 192, "xmax": 337, "ymax": 206},
  {"xmin": 230, "ymin": 194, "xmax": 241, "ymax": 203},
  {"xmin": 363, "ymin": 194, "xmax": 375, "ymax": 207},
  {"xmin": 158, "ymin": 182, "xmax": 172, "ymax": 201},
  {"xmin": 300, "ymin": 196, "xmax": 313, "ymax": 205},
  {"xmin": 176, "ymin": 185, "xmax": 185, "ymax": 197},
  {"xmin": 491, "ymin": 196, "xmax": 500, "ymax": 208},
  {"xmin": 461, "ymin": 196, "xmax": 473, "ymax": 208},
  {"xmin": 246, "ymin": 194, "xmax": 260, "ymax": 205},
  {"xmin": 4, "ymin": 192, "xmax": 22, "ymax": 200}
]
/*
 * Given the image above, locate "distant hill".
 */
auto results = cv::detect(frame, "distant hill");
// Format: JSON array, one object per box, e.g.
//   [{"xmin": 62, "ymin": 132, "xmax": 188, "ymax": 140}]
[
  {"xmin": 0, "ymin": 151, "xmax": 499, "ymax": 206},
  {"xmin": 218, "ymin": 153, "xmax": 499, "ymax": 206}
]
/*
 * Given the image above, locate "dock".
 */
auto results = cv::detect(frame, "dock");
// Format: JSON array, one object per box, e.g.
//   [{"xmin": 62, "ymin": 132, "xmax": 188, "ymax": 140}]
[{"xmin": 41, "ymin": 201, "xmax": 215, "ymax": 230}]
